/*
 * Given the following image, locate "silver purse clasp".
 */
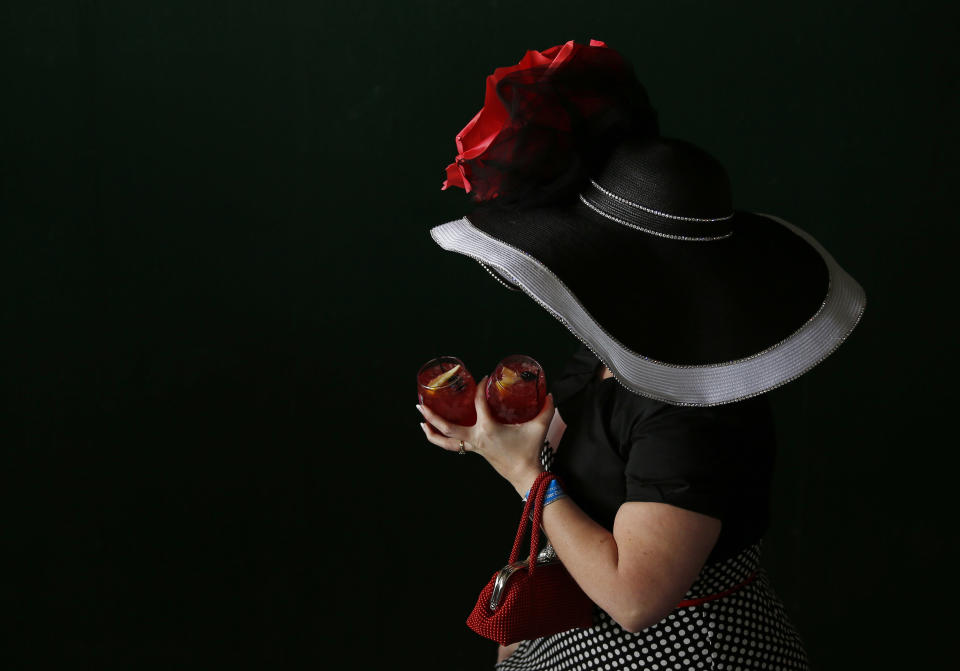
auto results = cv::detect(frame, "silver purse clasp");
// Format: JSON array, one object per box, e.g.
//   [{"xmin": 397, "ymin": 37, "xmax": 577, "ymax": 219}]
[{"xmin": 488, "ymin": 543, "xmax": 559, "ymax": 611}]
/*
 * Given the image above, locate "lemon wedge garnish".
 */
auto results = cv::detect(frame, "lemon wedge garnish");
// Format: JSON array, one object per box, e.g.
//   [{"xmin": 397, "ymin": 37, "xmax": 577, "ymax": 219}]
[
  {"xmin": 498, "ymin": 366, "xmax": 522, "ymax": 387},
  {"xmin": 426, "ymin": 364, "xmax": 461, "ymax": 389}
]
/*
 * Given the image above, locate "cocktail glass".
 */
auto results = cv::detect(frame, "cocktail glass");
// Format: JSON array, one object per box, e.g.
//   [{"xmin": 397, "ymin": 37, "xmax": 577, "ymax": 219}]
[
  {"xmin": 485, "ymin": 354, "xmax": 547, "ymax": 424},
  {"xmin": 417, "ymin": 356, "xmax": 477, "ymax": 427}
]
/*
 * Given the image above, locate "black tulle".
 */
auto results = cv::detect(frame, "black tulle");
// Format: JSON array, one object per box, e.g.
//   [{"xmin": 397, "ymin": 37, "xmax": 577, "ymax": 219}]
[{"xmin": 464, "ymin": 50, "xmax": 659, "ymax": 210}]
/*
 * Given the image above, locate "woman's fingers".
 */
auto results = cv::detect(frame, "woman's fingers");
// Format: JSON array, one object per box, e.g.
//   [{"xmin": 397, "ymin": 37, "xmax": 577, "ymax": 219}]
[
  {"xmin": 474, "ymin": 375, "xmax": 494, "ymax": 423},
  {"xmin": 416, "ymin": 403, "xmax": 461, "ymax": 438},
  {"xmin": 534, "ymin": 392, "xmax": 555, "ymax": 427},
  {"xmin": 420, "ymin": 420, "xmax": 469, "ymax": 452}
]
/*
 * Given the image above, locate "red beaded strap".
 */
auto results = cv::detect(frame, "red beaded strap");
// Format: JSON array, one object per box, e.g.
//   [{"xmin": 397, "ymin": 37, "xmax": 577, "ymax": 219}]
[
  {"xmin": 674, "ymin": 570, "xmax": 760, "ymax": 608},
  {"xmin": 506, "ymin": 471, "xmax": 556, "ymax": 574}
]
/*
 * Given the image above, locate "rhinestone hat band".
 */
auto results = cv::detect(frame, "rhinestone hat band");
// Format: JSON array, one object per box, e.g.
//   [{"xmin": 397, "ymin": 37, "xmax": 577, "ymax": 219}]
[{"xmin": 579, "ymin": 179, "xmax": 735, "ymax": 242}]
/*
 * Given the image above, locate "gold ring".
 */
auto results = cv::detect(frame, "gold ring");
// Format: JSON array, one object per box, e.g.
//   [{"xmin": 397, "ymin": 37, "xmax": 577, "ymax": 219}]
[{"xmin": 458, "ymin": 440, "xmax": 466, "ymax": 455}]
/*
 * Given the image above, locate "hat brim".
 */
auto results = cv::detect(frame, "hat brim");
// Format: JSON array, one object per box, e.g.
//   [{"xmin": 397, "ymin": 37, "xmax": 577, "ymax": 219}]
[{"xmin": 429, "ymin": 200, "xmax": 865, "ymax": 406}]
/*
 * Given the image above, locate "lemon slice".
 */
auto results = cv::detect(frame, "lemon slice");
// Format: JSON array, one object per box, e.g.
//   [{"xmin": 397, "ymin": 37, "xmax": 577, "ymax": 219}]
[
  {"xmin": 426, "ymin": 364, "xmax": 461, "ymax": 389},
  {"xmin": 498, "ymin": 366, "xmax": 522, "ymax": 387}
]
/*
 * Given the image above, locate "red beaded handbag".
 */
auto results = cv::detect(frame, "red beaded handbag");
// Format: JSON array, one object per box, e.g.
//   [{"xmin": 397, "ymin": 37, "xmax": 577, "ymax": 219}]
[{"xmin": 466, "ymin": 472, "xmax": 595, "ymax": 645}]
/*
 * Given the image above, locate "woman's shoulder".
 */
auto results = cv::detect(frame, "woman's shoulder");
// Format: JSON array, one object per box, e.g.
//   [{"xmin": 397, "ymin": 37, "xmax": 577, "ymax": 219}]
[
  {"xmin": 557, "ymin": 342, "xmax": 602, "ymax": 378},
  {"xmin": 549, "ymin": 342, "xmax": 603, "ymax": 404},
  {"xmin": 551, "ymin": 342, "xmax": 774, "ymax": 435},
  {"xmin": 609, "ymin": 379, "xmax": 775, "ymax": 441}
]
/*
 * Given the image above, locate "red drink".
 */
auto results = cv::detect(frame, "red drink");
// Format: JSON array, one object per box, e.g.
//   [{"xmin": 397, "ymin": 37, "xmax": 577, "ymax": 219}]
[
  {"xmin": 417, "ymin": 356, "xmax": 477, "ymax": 427},
  {"xmin": 485, "ymin": 355, "xmax": 547, "ymax": 424}
]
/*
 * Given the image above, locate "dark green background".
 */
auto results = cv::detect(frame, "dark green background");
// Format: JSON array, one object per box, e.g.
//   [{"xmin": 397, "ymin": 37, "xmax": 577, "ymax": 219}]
[{"xmin": 2, "ymin": 1, "xmax": 955, "ymax": 668}]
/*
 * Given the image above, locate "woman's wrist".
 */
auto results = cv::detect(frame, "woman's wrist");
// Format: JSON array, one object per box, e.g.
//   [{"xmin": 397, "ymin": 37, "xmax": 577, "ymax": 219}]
[{"xmin": 511, "ymin": 465, "xmax": 545, "ymax": 499}]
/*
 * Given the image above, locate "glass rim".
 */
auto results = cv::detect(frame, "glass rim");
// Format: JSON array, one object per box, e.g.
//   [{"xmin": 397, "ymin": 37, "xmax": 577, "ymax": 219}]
[
  {"xmin": 494, "ymin": 354, "xmax": 543, "ymax": 376},
  {"xmin": 417, "ymin": 355, "xmax": 471, "ymax": 390},
  {"xmin": 491, "ymin": 354, "xmax": 544, "ymax": 392}
]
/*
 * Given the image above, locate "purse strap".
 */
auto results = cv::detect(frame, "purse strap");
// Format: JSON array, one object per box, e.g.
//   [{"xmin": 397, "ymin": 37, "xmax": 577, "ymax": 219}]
[{"xmin": 507, "ymin": 471, "xmax": 560, "ymax": 575}]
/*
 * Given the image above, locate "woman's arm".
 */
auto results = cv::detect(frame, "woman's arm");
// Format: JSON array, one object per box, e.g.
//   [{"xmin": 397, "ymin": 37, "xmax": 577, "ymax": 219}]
[
  {"xmin": 496, "ymin": 641, "xmax": 520, "ymax": 663},
  {"xmin": 417, "ymin": 379, "xmax": 721, "ymax": 633},
  {"xmin": 510, "ymin": 464, "xmax": 721, "ymax": 633}
]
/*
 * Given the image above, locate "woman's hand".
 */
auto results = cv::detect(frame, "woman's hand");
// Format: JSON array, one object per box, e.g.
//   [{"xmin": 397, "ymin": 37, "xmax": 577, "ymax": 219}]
[{"xmin": 417, "ymin": 375, "xmax": 553, "ymax": 496}]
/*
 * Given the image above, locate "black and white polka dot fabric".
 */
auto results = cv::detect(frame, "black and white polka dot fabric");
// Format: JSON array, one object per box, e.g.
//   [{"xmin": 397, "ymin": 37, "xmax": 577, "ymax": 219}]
[{"xmin": 495, "ymin": 540, "xmax": 809, "ymax": 670}]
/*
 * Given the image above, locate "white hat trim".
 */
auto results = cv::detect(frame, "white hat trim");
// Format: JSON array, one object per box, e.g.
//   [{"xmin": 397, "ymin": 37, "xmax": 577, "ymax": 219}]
[{"xmin": 430, "ymin": 213, "xmax": 865, "ymax": 406}]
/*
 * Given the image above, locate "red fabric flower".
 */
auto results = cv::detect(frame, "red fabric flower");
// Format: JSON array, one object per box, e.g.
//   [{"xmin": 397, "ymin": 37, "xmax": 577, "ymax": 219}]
[{"xmin": 441, "ymin": 39, "xmax": 657, "ymax": 205}]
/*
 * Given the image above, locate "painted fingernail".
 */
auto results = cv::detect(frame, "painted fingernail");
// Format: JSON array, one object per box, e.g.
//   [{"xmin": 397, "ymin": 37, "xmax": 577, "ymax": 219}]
[
  {"xmin": 416, "ymin": 404, "xmax": 423, "ymax": 414},
  {"xmin": 419, "ymin": 422, "xmax": 426, "ymax": 430}
]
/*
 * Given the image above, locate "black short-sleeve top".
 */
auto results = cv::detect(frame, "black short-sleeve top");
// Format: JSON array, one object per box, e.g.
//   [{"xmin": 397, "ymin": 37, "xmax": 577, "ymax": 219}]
[{"xmin": 549, "ymin": 343, "xmax": 777, "ymax": 565}]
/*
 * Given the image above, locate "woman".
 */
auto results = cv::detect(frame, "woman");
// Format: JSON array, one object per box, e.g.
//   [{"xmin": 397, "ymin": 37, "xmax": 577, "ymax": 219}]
[{"xmin": 418, "ymin": 40, "xmax": 865, "ymax": 670}]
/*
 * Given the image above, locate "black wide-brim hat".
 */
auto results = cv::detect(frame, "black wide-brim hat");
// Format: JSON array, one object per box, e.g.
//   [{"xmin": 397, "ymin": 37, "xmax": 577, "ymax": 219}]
[{"xmin": 431, "ymin": 135, "xmax": 866, "ymax": 406}]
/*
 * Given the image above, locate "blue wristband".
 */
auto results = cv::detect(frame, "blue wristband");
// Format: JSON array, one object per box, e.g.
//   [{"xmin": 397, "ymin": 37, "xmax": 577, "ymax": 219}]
[
  {"xmin": 542, "ymin": 479, "xmax": 566, "ymax": 506},
  {"xmin": 523, "ymin": 479, "xmax": 566, "ymax": 505}
]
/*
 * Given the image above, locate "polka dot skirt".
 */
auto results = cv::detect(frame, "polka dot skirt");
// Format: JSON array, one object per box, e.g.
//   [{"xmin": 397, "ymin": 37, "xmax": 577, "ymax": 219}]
[{"xmin": 495, "ymin": 540, "xmax": 809, "ymax": 670}]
